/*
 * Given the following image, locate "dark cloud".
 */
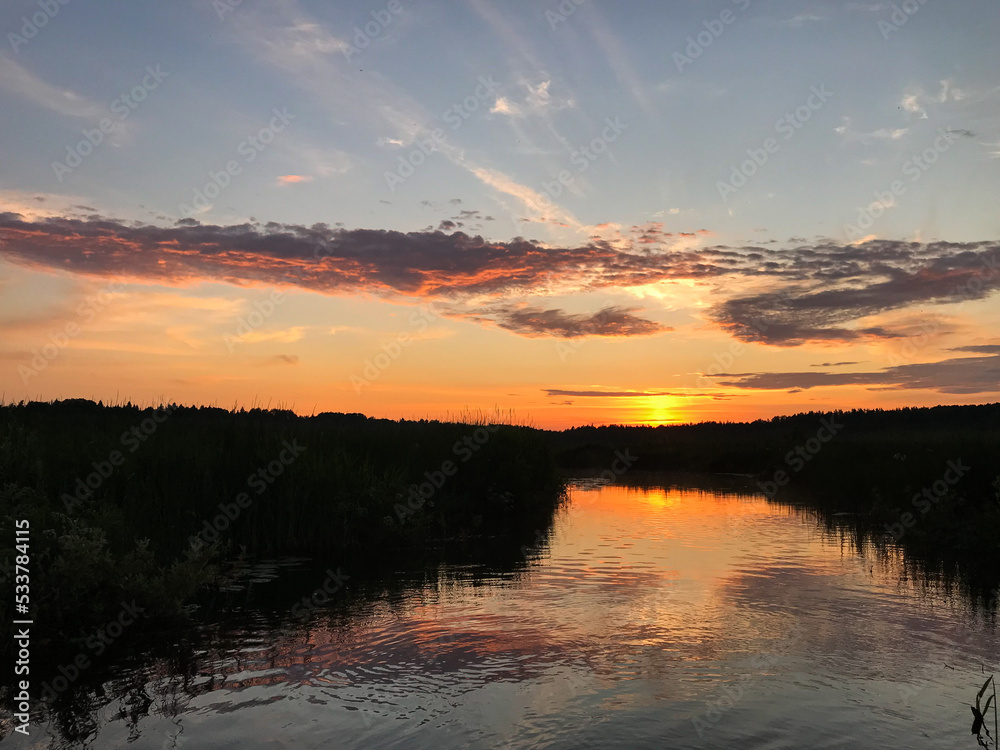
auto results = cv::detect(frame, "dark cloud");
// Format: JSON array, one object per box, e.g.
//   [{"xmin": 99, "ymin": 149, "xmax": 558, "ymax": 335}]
[
  {"xmin": 810, "ymin": 361, "xmax": 863, "ymax": 367},
  {"xmin": 1, "ymin": 213, "xmax": 998, "ymax": 345},
  {"xmin": 262, "ymin": 354, "xmax": 300, "ymax": 365},
  {"xmin": 712, "ymin": 289, "xmax": 906, "ymax": 346},
  {"xmin": 705, "ymin": 353, "xmax": 1000, "ymax": 395},
  {"xmin": 950, "ymin": 344, "xmax": 1000, "ymax": 354},
  {"xmin": 0, "ymin": 212, "xmax": 784, "ymax": 299},
  {"xmin": 544, "ymin": 389, "xmax": 691, "ymax": 398},
  {"xmin": 437, "ymin": 220, "xmax": 457, "ymax": 231},
  {"xmin": 488, "ymin": 305, "xmax": 670, "ymax": 338},
  {"xmin": 711, "ymin": 241, "xmax": 1000, "ymax": 345}
]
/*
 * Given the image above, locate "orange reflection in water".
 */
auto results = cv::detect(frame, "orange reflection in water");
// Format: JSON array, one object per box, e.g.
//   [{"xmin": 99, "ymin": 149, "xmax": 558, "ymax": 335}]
[{"xmin": 142, "ymin": 478, "xmax": 995, "ymax": 750}]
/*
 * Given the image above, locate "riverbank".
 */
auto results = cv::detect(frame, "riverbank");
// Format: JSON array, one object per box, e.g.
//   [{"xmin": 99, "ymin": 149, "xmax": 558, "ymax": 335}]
[
  {"xmin": 545, "ymin": 403, "xmax": 1000, "ymax": 601},
  {"xmin": 3, "ymin": 399, "xmax": 998, "ymax": 654},
  {"xmin": 0, "ymin": 400, "xmax": 566, "ymax": 651}
]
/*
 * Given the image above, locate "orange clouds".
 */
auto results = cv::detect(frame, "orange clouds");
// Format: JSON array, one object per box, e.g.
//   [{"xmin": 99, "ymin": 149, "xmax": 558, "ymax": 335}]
[{"xmin": 2, "ymin": 212, "xmax": 999, "ymax": 347}]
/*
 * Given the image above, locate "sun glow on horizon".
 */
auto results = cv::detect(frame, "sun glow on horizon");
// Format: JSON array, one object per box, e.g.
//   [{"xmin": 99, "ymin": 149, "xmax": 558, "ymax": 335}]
[{"xmin": 639, "ymin": 395, "xmax": 685, "ymax": 426}]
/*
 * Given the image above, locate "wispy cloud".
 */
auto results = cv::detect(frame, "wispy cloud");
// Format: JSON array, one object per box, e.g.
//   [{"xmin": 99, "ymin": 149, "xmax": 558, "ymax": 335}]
[
  {"xmin": 0, "ymin": 54, "xmax": 103, "ymax": 120},
  {"xmin": 489, "ymin": 80, "xmax": 576, "ymax": 119},
  {"xmin": 470, "ymin": 166, "xmax": 581, "ymax": 228},
  {"xmin": 706, "ymin": 352, "xmax": 1000, "ymax": 395},
  {"xmin": 580, "ymin": 8, "xmax": 652, "ymax": 113},
  {"xmin": 482, "ymin": 304, "xmax": 669, "ymax": 338},
  {"xmin": 544, "ymin": 388, "xmax": 692, "ymax": 398},
  {"xmin": 780, "ymin": 12, "xmax": 827, "ymax": 27},
  {"xmin": 262, "ymin": 353, "xmax": 300, "ymax": 365},
  {"xmin": 835, "ymin": 118, "xmax": 909, "ymax": 142},
  {"xmin": 240, "ymin": 327, "xmax": 306, "ymax": 344},
  {"xmin": 231, "ymin": 0, "xmax": 571, "ymax": 232}
]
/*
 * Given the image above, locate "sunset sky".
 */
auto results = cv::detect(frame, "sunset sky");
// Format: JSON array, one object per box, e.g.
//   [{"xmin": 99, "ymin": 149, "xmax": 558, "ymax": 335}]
[{"xmin": 2, "ymin": 0, "xmax": 999, "ymax": 427}]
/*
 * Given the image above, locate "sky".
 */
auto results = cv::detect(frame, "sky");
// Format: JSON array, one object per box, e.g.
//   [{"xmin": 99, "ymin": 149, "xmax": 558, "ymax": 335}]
[{"xmin": 1, "ymin": 0, "xmax": 999, "ymax": 428}]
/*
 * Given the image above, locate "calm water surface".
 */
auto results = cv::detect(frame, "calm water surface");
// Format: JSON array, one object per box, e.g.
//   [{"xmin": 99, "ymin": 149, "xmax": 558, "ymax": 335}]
[{"xmin": 8, "ymin": 476, "xmax": 998, "ymax": 748}]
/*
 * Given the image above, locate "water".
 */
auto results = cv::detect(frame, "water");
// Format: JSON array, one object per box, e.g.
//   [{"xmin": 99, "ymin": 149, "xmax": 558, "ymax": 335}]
[{"xmin": 6, "ymin": 475, "xmax": 998, "ymax": 748}]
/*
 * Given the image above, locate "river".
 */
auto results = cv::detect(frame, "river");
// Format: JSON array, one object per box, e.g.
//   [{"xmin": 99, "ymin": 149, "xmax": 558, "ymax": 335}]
[{"xmin": 6, "ymin": 475, "xmax": 998, "ymax": 748}]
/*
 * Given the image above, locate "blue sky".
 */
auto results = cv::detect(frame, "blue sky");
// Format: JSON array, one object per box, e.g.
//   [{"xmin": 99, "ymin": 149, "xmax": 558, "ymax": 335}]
[
  {"xmin": 4, "ymin": 0, "xmax": 998, "ymax": 239},
  {"xmin": 2, "ymin": 0, "xmax": 1000, "ymax": 425}
]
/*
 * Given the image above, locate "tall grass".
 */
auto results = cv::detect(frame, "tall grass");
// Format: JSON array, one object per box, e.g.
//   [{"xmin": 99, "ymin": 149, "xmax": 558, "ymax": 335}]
[
  {"xmin": 972, "ymin": 674, "xmax": 998, "ymax": 747},
  {"xmin": 0, "ymin": 399, "xmax": 566, "ymax": 646}
]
